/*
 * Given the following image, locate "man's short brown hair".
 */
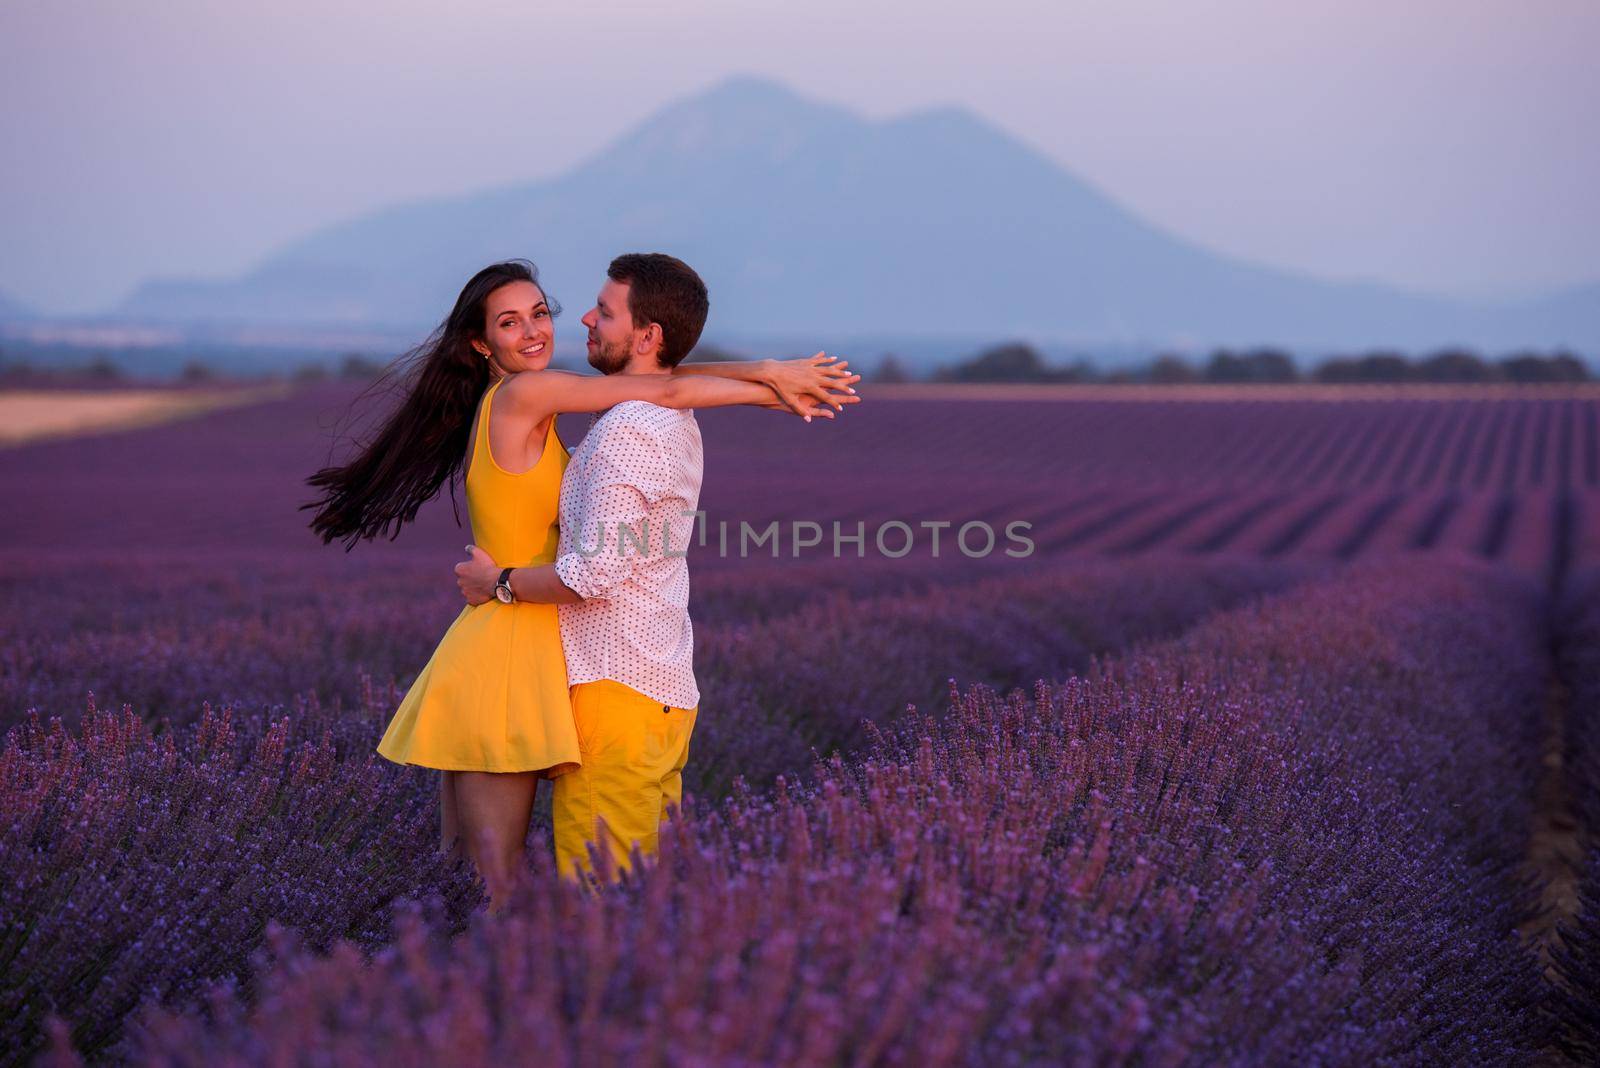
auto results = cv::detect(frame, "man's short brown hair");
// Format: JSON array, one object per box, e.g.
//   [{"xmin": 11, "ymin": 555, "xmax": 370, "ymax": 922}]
[{"xmin": 607, "ymin": 253, "xmax": 710, "ymax": 369}]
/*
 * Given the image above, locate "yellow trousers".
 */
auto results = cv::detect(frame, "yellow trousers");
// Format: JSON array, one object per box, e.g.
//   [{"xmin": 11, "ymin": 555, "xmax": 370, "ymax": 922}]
[{"xmin": 552, "ymin": 679, "xmax": 697, "ymax": 880}]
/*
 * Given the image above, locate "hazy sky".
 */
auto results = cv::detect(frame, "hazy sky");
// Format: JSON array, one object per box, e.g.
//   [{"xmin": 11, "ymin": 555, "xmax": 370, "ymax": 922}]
[{"xmin": 2, "ymin": 0, "xmax": 1596, "ymax": 314}]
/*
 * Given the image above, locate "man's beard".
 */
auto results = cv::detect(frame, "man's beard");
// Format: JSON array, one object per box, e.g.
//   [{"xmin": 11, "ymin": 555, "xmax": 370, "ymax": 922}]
[{"xmin": 587, "ymin": 335, "xmax": 632, "ymax": 375}]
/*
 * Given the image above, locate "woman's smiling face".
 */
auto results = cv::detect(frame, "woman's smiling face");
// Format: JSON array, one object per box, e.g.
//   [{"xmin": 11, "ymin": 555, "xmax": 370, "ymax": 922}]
[{"xmin": 473, "ymin": 280, "xmax": 555, "ymax": 373}]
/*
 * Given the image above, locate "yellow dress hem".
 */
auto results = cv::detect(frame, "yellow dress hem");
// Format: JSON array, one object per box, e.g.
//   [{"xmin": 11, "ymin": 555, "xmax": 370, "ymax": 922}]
[{"xmin": 377, "ymin": 751, "xmax": 581, "ymax": 777}]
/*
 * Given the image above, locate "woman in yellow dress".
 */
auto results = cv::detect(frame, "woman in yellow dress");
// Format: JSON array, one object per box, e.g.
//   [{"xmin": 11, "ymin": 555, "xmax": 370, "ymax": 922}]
[{"xmin": 301, "ymin": 260, "xmax": 857, "ymax": 910}]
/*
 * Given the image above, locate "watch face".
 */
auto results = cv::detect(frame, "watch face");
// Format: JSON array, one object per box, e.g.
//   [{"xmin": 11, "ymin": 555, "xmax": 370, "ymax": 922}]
[{"xmin": 494, "ymin": 585, "xmax": 512, "ymax": 604}]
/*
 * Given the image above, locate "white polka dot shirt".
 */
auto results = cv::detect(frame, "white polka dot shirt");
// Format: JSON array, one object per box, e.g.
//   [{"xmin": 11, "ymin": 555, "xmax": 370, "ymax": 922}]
[{"xmin": 554, "ymin": 400, "xmax": 704, "ymax": 709}]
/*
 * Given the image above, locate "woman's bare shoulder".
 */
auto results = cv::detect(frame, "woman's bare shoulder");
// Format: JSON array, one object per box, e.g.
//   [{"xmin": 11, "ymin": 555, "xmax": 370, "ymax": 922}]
[{"xmin": 498, "ymin": 368, "xmax": 581, "ymax": 403}]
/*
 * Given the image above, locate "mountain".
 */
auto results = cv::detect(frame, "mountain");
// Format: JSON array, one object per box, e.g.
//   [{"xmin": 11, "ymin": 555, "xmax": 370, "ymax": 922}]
[
  {"xmin": 120, "ymin": 76, "xmax": 1598, "ymax": 353},
  {"xmin": 0, "ymin": 289, "xmax": 36, "ymax": 322}
]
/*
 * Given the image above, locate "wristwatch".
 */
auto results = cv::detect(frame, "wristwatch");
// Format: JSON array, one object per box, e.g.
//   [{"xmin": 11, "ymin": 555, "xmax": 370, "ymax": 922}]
[{"xmin": 494, "ymin": 567, "xmax": 516, "ymax": 604}]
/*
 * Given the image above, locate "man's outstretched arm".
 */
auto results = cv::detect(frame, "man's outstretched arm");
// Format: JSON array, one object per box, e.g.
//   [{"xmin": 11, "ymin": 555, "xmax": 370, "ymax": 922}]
[
  {"xmin": 454, "ymin": 428, "xmax": 666, "ymax": 605},
  {"xmin": 455, "ymin": 414, "xmax": 679, "ymax": 606},
  {"xmin": 512, "ymin": 563, "xmax": 585, "ymax": 604},
  {"xmin": 454, "ymin": 548, "xmax": 584, "ymax": 605}
]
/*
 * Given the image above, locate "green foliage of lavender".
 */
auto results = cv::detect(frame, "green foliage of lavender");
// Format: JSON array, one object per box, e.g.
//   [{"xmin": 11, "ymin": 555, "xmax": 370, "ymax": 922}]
[{"xmin": 104, "ymin": 557, "xmax": 1552, "ymax": 1064}]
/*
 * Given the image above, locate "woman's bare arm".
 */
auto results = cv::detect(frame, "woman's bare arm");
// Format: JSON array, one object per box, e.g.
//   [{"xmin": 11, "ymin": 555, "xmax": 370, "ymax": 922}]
[
  {"xmin": 675, "ymin": 352, "xmax": 859, "ymax": 415},
  {"xmin": 501, "ymin": 363, "xmax": 859, "ymax": 424}
]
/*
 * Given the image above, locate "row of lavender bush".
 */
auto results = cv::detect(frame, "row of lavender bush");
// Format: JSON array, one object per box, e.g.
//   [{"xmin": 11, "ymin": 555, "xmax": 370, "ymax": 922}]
[
  {"xmin": 3, "ymin": 551, "xmax": 1262, "ymax": 732},
  {"xmin": 1, "ymin": 557, "xmax": 1291, "ymax": 1063},
  {"xmin": 0, "ymin": 691, "xmax": 483, "ymax": 1064},
  {"xmin": 688, "ymin": 556, "xmax": 1309, "ymax": 795},
  {"xmin": 0, "ymin": 552, "xmax": 959, "ymax": 732},
  {"xmin": 85, "ymin": 555, "xmax": 1552, "ymax": 1065},
  {"xmin": 1550, "ymin": 567, "xmax": 1600, "ymax": 1060},
  {"xmin": 0, "ymin": 549, "xmax": 998, "ymax": 735}
]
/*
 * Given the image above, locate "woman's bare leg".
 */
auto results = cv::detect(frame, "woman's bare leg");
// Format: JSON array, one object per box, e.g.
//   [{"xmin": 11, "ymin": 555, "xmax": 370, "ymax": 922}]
[
  {"xmin": 452, "ymin": 770, "xmax": 540, "ymax": 913},
  {"xmin": 440, "ymin": 770, "xmax": 466, "ymax": 862}
]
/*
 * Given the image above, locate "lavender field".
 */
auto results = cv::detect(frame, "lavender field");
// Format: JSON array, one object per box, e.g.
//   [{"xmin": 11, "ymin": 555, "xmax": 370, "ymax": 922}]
[{"xmin": 5, "ymin": 381, "xmax": 1600, "ymax": 1064}]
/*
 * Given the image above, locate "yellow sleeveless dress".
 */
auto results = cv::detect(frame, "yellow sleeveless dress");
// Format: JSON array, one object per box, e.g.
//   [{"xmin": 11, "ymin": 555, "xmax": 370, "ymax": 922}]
[{"xmin": 376, "ymin": 375, "xmax": 580, "ymax": 775}]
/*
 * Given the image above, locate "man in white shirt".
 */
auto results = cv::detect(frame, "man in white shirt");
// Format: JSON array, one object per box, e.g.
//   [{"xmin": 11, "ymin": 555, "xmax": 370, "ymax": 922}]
[{"xmin": 453, "ymin": 253, "xmax": 849, "ymax": 880}]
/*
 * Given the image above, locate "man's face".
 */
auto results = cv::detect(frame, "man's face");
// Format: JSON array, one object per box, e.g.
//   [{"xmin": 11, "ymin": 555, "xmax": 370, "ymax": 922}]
[{"xmin": 580, "ymin": 279, "xmax": 638, "ymax": 375}]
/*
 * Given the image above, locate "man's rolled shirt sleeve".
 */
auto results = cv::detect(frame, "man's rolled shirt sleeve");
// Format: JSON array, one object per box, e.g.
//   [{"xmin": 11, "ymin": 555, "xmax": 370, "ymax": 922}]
[{"xmin": 553, "ymin": 421, "xmax": 675, "ymax": 601}]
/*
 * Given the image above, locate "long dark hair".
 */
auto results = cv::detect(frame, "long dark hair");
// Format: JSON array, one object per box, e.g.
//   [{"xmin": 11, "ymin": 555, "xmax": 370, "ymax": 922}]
[{"xmin": 301, "ymin": 260, "xmax": 559, "ymax": 550}]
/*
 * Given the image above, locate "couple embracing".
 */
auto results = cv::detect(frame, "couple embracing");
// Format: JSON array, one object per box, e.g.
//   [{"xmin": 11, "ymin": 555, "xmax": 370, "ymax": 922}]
[{"xmin": 304, "ymin": 253, "xmax": 860, "ymax": 910}]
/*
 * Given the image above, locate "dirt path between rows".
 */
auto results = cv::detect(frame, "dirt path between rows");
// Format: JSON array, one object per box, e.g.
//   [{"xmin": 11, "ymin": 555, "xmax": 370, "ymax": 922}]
[{"xmin": 1521, "ymin": 666, "xmax": 1584, "ymax": 1065}]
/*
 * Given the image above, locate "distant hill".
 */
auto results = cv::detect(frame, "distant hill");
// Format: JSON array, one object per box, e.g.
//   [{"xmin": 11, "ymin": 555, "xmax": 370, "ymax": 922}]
[
  {"xmin": 120, "ymin": 76, "xmax": 1598, "ymax": 352},
  {"xmin": 0, "ymin": 290, "xmax": 36, "ymax": 322}
]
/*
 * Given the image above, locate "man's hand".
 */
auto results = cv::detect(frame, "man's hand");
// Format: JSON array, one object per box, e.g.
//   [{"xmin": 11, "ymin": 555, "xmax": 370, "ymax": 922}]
[
  {"xmin": 765, "ymin": 353, "xmax": 861, "ymax": 417},
  {"xmin": 455, "ymin": 544, "xmax": 500, "ymax": 605},
  {"xmin": 757, "ymin": 395, "xmax": 849, "ymax": 421}
]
